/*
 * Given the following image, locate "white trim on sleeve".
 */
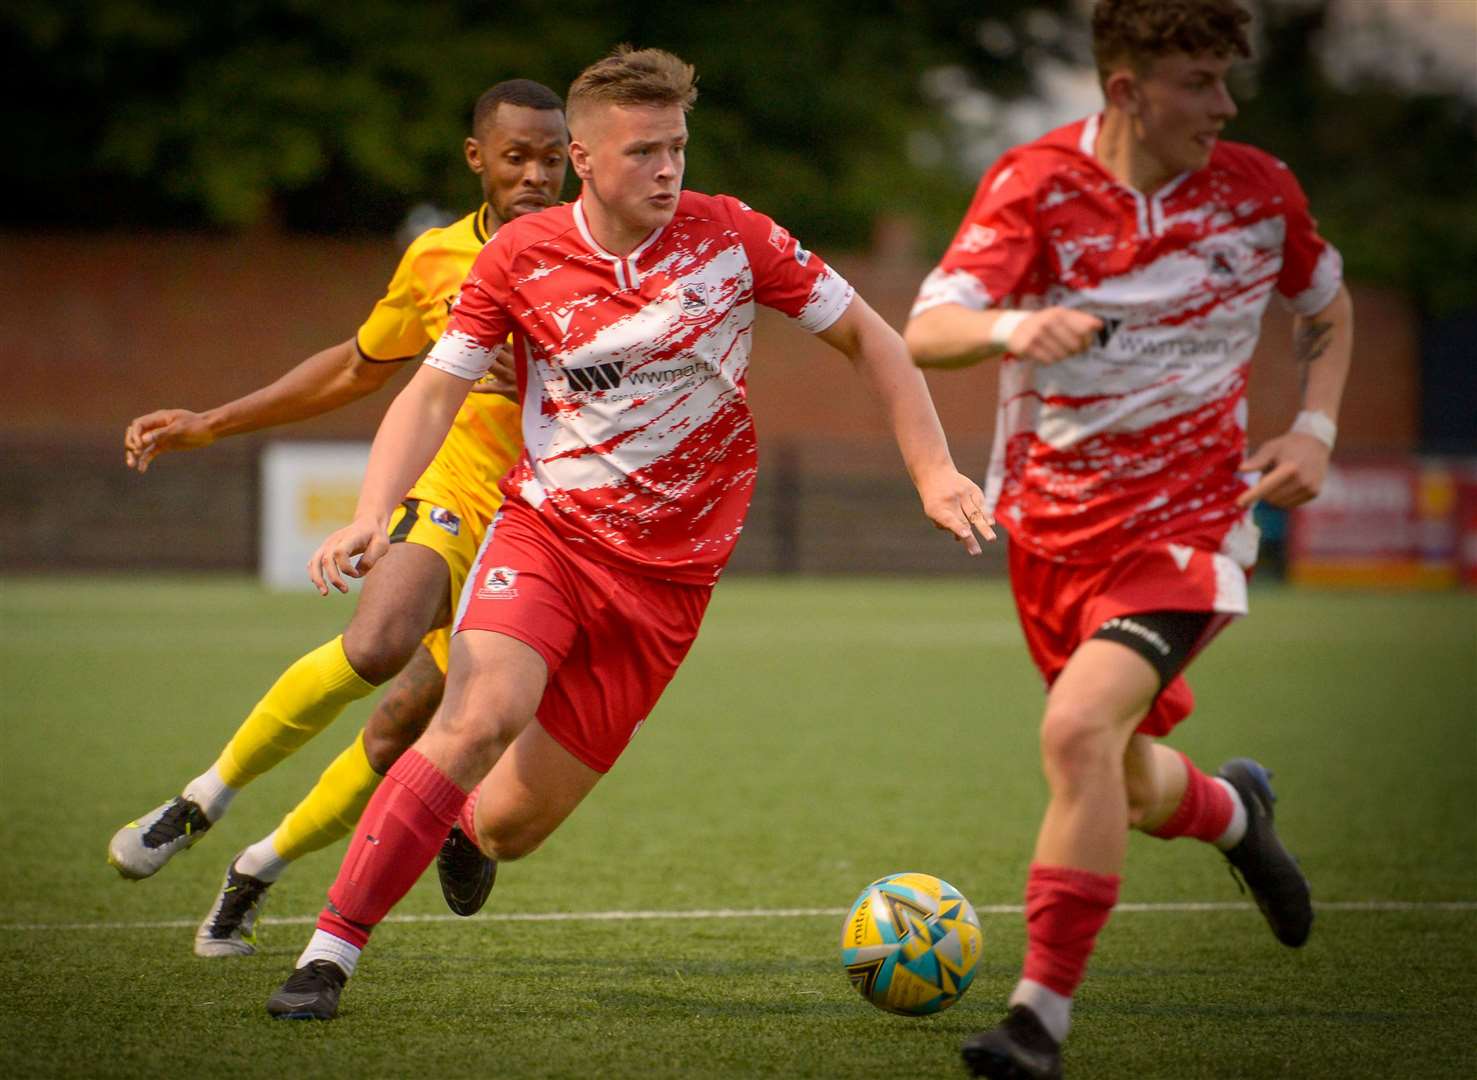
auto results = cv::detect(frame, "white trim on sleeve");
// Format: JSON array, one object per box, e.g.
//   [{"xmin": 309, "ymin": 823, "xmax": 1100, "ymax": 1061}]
[
  {"xmin": 1282, "ymin": 244, "xmax": 1344, "ymax": 317},
  {"xmin": 425, "ymin": 328, "xmax": 496, "ymax": 381},
  {"xmin": 795, "ymin": 271, "xmax": 856, "ymax": 334}
]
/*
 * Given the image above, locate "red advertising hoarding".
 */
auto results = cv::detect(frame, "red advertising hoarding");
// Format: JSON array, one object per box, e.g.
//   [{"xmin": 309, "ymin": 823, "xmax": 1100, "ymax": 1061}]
[{"xmin": 1288, "ymin": 458, "xmax": 1477, "ymax": 589}]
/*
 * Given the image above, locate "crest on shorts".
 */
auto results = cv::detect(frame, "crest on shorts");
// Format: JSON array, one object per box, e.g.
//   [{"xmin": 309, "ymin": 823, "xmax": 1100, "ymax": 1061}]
[
  {"xmin": 477, "ymin": 565, "xmax": 519, "ymax": 599},
  {"xmin": 679, "ymin": 283, "xmax": 709, "ymax": 317},
  {"xmin": 428, "ymin": 506, "xmax": 461, "ymax": 536}
]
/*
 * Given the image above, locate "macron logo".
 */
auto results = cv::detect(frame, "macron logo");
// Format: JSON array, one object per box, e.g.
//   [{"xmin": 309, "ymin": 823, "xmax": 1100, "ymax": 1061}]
[
  {"xmin": 1168, "ymin": 544, "xmax": 1194, "ymax": 571},
  {"xmin": 1095, "ymin": 318, "xmax": 1123, "ymax": 349},
  {"xmin": 551, "ymin": 309, "xmax": 575, "ymax": 337},
  {"xmin": 567, "ymin": 360, "xmax": 626, "ymax": 392}
]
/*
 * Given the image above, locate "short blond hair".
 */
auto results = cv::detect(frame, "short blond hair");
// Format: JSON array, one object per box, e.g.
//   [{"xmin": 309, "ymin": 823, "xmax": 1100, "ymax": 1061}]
[{"xmin": 566, "ymin": 45, "xmax": 698, "ymax": 129}]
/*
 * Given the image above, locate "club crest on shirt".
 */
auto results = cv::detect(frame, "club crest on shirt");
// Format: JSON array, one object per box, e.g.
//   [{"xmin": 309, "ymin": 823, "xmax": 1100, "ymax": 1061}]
[
  {"xmin": 1202, "ymin": 240, "xmax": 1239, "ymax": 281},
  {"xmin": 428, "ymin": 506, "xmax": 461, "ymax": 536},
  {"xmin": 477, "ymin": 565, "xmax": 519, "ymax": 599},
  {"xmin": 768, "ymin": 222, "xmax": 791, "ymax": 252},
  {"xmin": 679, "ymin": 283, "xmax": 709, "ymax": 317}
]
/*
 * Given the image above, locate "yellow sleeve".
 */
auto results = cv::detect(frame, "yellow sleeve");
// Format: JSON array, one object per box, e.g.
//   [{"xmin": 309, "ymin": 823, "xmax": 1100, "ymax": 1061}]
[{"xmin": 356, "ymin": 237, "xmax": 434, "ymax": 361}]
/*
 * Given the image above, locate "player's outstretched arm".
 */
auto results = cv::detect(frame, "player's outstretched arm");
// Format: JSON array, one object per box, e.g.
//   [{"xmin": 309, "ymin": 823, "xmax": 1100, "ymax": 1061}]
[
  {"xmin": 906, "ymin": 304, "xmax": 1104, "ymax": 369},
  {"xmin": 308, "ymin": 364, "xmax": 472, "ymax": 595},
  {"xmin": 818, "ymin": 296, "xmax": 995, "ymax": 555},
  {"xmin": 122, "ymin": 337, "xmax": 404, "ymax": 473},
  {"xmin": 1237, "ymin": 284, "xmax": 1355, "ymax": 509}
]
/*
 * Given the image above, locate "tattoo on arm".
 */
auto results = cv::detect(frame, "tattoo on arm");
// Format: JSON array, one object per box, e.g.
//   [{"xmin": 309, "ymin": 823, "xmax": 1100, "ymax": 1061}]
[{"xmin": 1294, "ymin": 319, "xmax": 1333, "ymax": 393}]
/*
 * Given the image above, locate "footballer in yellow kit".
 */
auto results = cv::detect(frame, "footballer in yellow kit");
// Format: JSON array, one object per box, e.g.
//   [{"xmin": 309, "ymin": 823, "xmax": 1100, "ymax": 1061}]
[
  {"xmin": 364, "ymin": 203, "xmax": 520, "ymax": 672},
  {"xmin": 108, "ymin": 79, "xmax": 569, "ymax": 959}
]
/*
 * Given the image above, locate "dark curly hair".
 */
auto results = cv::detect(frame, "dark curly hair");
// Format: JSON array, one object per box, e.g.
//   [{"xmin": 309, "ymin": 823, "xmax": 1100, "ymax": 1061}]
[{"xmin": 1092, "ymin": 0, "xmax": 1252, "ymax": 81}]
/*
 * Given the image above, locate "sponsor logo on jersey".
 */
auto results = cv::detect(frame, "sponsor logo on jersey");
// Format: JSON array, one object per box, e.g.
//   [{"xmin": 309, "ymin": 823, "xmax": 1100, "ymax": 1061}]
[
  {"xmin": 628, "ymin": 357, "xmax": 720, "ymax": 387},
  {"xmin": 477, "ymin": 565, "xmax": 519, "ymax": 599},
  {"xmin": 1094, "ymin": 317, "xmax": 1123, "ymax": 348},
  {"xmin": 428, "ymin": 506, "xmax": 461, "ymax": 536},
  {"xmin": 566, "ymin": 360, "xmax": 627, "ymax": 393},
  {"xmin": 564, "ymin": 355, "xmax": 722, "ymax": 394},
  {"xmin": 679, "ymin": 283, "xmax": 709, "ymax": 316}
]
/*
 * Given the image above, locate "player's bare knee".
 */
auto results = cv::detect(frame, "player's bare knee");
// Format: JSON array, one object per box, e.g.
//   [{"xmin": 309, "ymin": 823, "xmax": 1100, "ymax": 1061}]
[
  {"xmin": 341, "ymin": 624, "xmax": 423, "ymax": 686},
  {"xmin": 1039, "ymin": 703, "xmax": 1118, "ymax": 790},
  {"xmin": 432, "ymin": 706, "xmax": 526, "ymax": 766}
]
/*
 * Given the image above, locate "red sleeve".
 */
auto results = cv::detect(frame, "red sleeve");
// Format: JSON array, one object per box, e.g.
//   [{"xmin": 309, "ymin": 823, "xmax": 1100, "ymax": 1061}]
[
  {"xmin": 1269, "ymin": 159, "xmax": 1343, "ymax": 315},
  {"xmin": 912, "ymin": 156, "xmax": 1041, "ymax": 316},
  {"xmin": 424, "ymin": 236, "xmax": 514, "ymax": 380},
  {"xmin": 719, "ymin": 196, "xmax": 855, "ymax": 332}
]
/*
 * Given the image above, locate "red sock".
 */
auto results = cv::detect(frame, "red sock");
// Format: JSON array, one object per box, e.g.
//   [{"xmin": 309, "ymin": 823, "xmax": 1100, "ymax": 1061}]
[
  {"xmin": 1021, "ymin": 863, "xmax": 1121, "ymax": 997},
  {"xmin": 457, "ymin": 782, "xmax": 482, "ymax": 844},
  {"xmin": 1149, "ymin": 752, "xmax": 1233, "ymax": 843},
  {"xmin": 319, "ymin": 750, "xmax": 469, "ymax": 941}
]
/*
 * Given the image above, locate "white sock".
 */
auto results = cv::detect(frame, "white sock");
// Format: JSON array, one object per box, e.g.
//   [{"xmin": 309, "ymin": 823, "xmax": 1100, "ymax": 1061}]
[
  {"xmin": 1009, "ymin": 978, "xmax": 1072, "ymax": 1044},
  {"xmin": 235, "ymin": 831, "xmax": 291, "ymax": 883},
  {"xmin": 1213, "ymin": 778, "xmax": 1248, "ymax": 851},
  {"xmin": 297, "ymin": 928, "xmax": 361, "ymax": 977},
  {"xmin": 182, "ymin": 765, "xmax": 237, "ymax": 822}
]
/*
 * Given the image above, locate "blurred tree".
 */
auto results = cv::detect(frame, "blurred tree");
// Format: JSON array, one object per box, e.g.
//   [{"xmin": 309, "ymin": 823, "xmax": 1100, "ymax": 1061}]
[
  {"xmin": 0, "ymin": 0, "xmax": 1052, "ymax": 243},
  {"xmin": 1230, "ymin": 1, "xmax": 1477, "ymax": 317},
  {"xmin": 4, "ymin": 0, "xmax": 1471, "ymax": 317}
]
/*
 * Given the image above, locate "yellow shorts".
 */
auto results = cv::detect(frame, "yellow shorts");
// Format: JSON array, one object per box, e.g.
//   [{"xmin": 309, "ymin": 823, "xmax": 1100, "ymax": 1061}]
[{"xmin": 386, "ymin": 496, "xmax": 491, "ymax": 673}]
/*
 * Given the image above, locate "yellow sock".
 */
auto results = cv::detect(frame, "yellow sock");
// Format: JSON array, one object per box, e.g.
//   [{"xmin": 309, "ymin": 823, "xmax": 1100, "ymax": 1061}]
[
  {"xmin": 271, "ymin": 729, "xmax": 383, "ymax": 862},
  {"xmin": 215, "ymin": 635, "xmax": 374, "ymax": 788}
]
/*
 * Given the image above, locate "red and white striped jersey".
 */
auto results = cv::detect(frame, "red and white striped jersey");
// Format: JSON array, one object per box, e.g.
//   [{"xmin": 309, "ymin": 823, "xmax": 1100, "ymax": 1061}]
[
  {"xmin": 913, "ymin": 114, "xmax": 1343, "ymax": 564},
  {"xmin": 426, "ymin": 190, "xmax": 855, "ymax": 583}
]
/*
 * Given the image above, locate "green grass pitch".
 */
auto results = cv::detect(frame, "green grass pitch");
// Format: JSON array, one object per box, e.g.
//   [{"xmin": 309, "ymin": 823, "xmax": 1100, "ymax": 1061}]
[{"xmin": 1, "ymin": 576, "xmax": 1473, "ymax": 1078}]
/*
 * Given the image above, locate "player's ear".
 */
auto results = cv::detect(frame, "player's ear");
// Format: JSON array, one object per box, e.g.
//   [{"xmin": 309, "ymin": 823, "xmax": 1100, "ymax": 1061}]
[
  {"xmin": 569, "ymin": 139, "xmax": 593, "ymax": 182},
  {"xmin": 1103, "ymin": 68, "xmax": 1141, "ymax": 115},
  {"xmin": 464, "ymin": 136, "xmax": 484, "ymax": 176}
]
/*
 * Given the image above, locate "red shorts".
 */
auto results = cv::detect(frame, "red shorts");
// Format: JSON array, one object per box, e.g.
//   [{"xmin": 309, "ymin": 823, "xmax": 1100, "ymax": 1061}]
[
  {"xmin": 453, "ymin": 501, "xmax": 713, "ymax": 773},
  {"xmin": 1008, "ymin": 539, "xmax": 1249, "ymax": 736}
]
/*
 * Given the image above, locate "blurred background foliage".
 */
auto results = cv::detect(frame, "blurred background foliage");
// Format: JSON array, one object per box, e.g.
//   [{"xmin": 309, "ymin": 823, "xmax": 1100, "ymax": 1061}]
[{"xmin": 4, "ymin": 0, "xmax": 1474, "ymax": 313}]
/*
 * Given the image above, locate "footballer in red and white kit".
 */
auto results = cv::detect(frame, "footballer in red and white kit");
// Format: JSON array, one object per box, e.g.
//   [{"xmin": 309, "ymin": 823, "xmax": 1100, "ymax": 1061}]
[
  {"xmin": 916, "ymin": 112, "xmax": 1342, "ymax": 569},
  {"xmin": 909, "ymin": 4, "xmax": 1356, "ymax": 1075},
  {"xmin": 426, "ymin": 191, "xmax": 854, "ymax": 771},
  {"xmin": 272, "ymin": 47, "xmax": 990, "ymax": 1023},
  {"xmin": 428, "ymin": 191, "xmax": 854, "ymax": 586},
  {"xmin": 913, "ymin": 112, "xmax": 1344, "ymax": 732}
]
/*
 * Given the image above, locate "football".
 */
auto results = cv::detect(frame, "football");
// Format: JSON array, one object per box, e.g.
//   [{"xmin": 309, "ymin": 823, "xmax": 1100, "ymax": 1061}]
[{"xmin": 839, "ymin": 871, "xmax": 983, "ymax": 1016}]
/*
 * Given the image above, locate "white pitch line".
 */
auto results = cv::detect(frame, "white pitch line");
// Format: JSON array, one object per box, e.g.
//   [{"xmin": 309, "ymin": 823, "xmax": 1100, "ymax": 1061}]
[{"xmin": 0, "ymin": 900, "xmax": 1472, "ymax": 934}]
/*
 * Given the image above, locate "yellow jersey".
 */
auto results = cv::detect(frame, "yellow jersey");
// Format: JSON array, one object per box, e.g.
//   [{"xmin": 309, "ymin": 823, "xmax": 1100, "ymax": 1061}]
[{"xmin": 356, "ymin": 204, "xmax": 520, "ymax": 523}]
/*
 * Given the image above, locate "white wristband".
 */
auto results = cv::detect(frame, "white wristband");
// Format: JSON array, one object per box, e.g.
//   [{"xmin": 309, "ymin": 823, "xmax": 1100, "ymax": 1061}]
[
  {"xmin": 988, "ymin": 311, "xmax": 1030, "ymax": 350},
  {"xmin": 1291, "ymin": 409, "xmax": 1337, "ymax": 450}
]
